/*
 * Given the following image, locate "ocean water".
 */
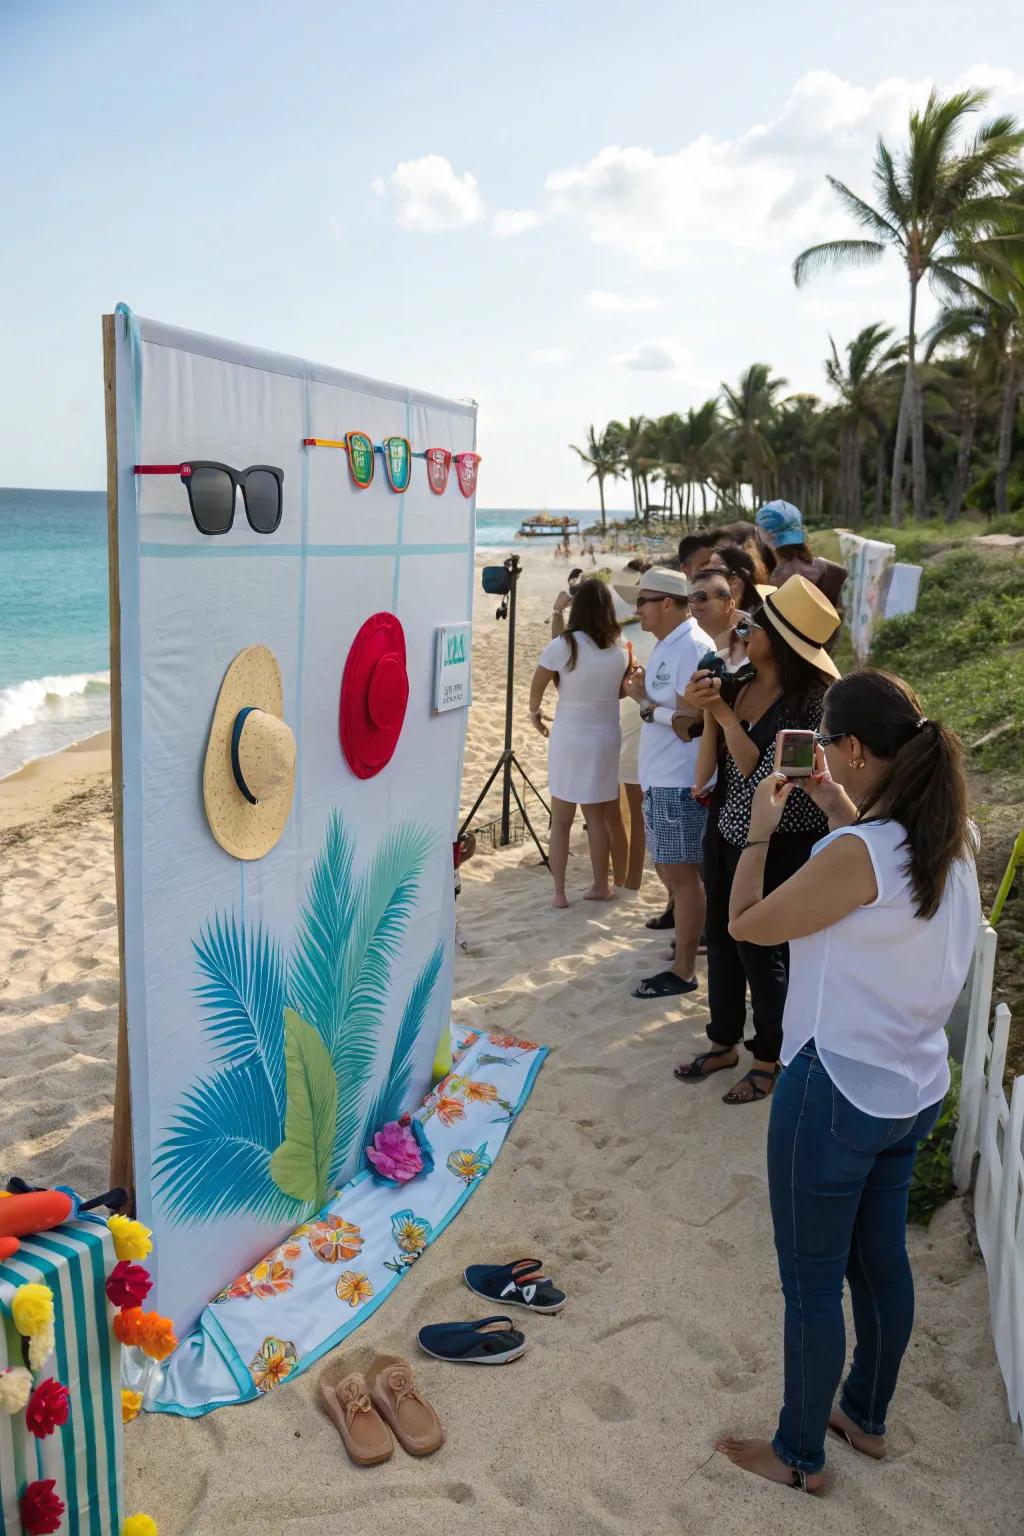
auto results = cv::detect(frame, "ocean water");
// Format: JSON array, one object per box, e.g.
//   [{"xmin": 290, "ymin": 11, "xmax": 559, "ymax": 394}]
[{"xmin": 0, "ymin": 494, "xmax": 590, "ymax": 778}]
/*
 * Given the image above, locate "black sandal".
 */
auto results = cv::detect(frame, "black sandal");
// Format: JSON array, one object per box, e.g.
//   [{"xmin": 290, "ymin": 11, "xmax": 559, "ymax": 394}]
[
  {"xmin": 632, "ymin": 970, "xmax": 699, "ymax": 999},
  {"xmin": 645, "ymin": 905, "xmax": 675, "ymax": 930},
  {"xmin": 722, "ymin": 1066, "xmax": 780, "ymax": 1105},
  {"xmin": 674, "ymin": 1047, "xmax": 738, "ymax": 1082}
]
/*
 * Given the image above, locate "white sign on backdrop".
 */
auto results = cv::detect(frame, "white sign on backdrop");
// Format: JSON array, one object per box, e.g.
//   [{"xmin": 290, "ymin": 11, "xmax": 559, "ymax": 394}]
[
  {"xmin": 112, "ymin": 310, "xmax": 477, "ymax": 1333},
  {"xmin": 433, "ymin": 623, "xmax": 472, "ymax": 713}
]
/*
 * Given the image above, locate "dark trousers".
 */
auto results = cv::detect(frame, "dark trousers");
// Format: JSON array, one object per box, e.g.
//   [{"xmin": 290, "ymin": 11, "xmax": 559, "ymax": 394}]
[
  {"xmin": 703, "ymin": 826, "xmax": 815, "ymax": 1063},
  {"xmin": 768, "ymin": 1045, "xmax": 942, "ymax": 1472}
]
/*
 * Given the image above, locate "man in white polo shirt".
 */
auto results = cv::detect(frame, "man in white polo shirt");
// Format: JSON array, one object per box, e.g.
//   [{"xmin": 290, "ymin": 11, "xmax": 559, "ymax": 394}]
[{"xmin": 621, "ymin": 568, "xmax": 714, "ymax": 998}]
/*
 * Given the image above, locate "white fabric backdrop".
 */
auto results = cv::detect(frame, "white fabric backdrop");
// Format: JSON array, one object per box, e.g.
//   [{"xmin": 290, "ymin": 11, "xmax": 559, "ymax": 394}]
[{"xmin": 113, "ymin": 313, "xmax": 476, "ymax": 1332}]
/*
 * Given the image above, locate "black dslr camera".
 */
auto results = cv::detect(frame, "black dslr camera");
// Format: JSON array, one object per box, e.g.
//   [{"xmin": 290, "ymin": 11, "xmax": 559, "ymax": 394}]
[{"xmin": 696, "ymin": 650, "xmax": 756, "ymax": 707}]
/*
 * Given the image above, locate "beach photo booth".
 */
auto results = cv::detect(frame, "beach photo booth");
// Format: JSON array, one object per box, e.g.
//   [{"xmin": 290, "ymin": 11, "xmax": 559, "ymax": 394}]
[{"xmin": 90, "ymin": 310, "xmax": 545, "ymax": 1419}]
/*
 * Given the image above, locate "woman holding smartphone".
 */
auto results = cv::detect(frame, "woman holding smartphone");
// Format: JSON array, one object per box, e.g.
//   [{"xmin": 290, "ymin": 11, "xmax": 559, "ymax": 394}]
[
  {"xmin": 715, "ymin": 669, "xmax": 980, "ymax": 1490},
  {"xmin": 676, "ymin": 576, "xmax": 840, "ymax": 1103}
]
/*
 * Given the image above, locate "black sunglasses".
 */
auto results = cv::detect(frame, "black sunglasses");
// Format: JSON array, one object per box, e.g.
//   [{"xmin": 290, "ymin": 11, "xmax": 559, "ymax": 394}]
[
  {"xmin": 733, "ymin": 617, "xmax": 762, "ymax": 638},
  {"xmin": 817, "ymin": 731, "xmax": 847, "ymax": 748},
  {"xmin": 635, "ymin": 593, "xmax": 670, "ymax": 607},
  {"xmin": 134, "ymin": 461, "xmax": 284, "ymax": 536}
]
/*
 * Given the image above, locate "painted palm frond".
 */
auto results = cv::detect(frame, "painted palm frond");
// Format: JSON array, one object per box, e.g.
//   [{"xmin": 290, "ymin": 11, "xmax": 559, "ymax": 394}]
[
  {"xmin": 194, "ymin": 913, "xmax": 286, "ymax": 1114},
  {"xmin": 361, "ymin": 943, "xmax": 445, "ymax": 1145},
  {"xmin": 331, "ymin": 824, "xmax": 433, "ymax": 1177},
  {"xmin": 289, "ymin": 810, "xmax": 356, "ymax": 1053},
  {"xmin": 153, "ymin": 1057, "xmax": 305, "ymax": 1224}
]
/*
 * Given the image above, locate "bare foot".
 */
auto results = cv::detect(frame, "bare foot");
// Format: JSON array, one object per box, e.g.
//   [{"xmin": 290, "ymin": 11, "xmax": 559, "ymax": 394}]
[
  {"xmin": 583, "ymin": 886, "xmax": 615, "ymax": 901},
  {"xmin": 551, "ymin": 893, "xmax": 570, "ymax": 909},
  {"xmin": 715, "ymin": 1436, "xmax": 825, "ymax": 1492},
  {"xmin": 829, "ymin": 1409, "xmax": 886, "ymax": 1459}
]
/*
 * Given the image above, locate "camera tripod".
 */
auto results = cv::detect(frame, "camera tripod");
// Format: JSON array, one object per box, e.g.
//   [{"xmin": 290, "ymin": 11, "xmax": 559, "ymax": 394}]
[{"xmin": 460, "ymin": 554, "xmax": 550, "ymax": 865}]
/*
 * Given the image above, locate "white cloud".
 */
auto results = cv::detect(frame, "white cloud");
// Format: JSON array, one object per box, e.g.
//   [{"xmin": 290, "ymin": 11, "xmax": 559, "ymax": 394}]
[
  {"xmin": 370, "ymin": 176, "xmax": 386, "ymax": 198},
  {"xmin": 585, "ymin": 289, "xmax": 657, "ymax": 312},
  {"xmin": 382, "ymin": 155, "xmax": 485, "ymax": 232},
  {"xmin": 540, "ymin": 68, "xmax": 1024, "ymax": 267},
  {"xmin": 492, "ymin": 208, "xmax": 543, "ymax": 238},
  {"xmin": 615, "ymin": 338, "xmax": 692, "ymax": 372},
  {"xmin": 531, "ymin": 347, "xmax": 570, "ymax": 365}
]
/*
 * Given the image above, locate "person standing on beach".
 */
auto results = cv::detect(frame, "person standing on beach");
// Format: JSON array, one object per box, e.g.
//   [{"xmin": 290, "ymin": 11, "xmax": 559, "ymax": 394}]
[
  {"xmin": 530, "ymin": 579, "xmax": 629, "ymax": 908},
  {"xmin": 622, "ymin": 569, "xmax": 714, "ymax": 998}
]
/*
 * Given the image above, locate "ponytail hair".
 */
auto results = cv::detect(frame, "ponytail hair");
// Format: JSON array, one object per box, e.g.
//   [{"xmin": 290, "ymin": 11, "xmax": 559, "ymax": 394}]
[{"xmin": 822, "ymin": 668, "xmax": 972, "ymax": 919}]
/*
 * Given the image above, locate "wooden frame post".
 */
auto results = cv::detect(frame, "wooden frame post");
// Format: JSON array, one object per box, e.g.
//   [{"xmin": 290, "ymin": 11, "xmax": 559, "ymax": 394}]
[{"xmin": 103, "ymin": 313, "xmax": 135, "ymax": 1210}]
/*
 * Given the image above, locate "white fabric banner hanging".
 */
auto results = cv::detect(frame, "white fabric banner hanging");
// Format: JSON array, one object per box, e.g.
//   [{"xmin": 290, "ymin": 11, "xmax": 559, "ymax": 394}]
[{"xmin": 112, "ymin": 311, "xmax": 477, "ymax": 1334}]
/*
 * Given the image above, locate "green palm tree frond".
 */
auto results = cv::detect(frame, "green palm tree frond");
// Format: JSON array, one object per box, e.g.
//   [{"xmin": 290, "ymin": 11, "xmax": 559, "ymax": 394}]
[
  {"xmin": 330, "ymin": 824, "xmax": 433, "ymax": 1176},
  {"xmin": 361, "ymin": 943, "xmax": 445, "ymax": 1143},
  {"xmin": 873, "ymin": 139, "xmax": 909, "ymax": 225},
  {"xmin": 793, "ymin": 239, "xmax": 886, "ymax": 287},
  {"xmin": 824, "ymin": 177, "xmax": 903, "ymax": 245},
  {"xmin": 289, "ymin": 809, "xmax": 356, "ymax": 1053},
  {"xmin": 194, "ymin": 913, "xmax": 287, "ymax": 1113},
  {"xmin": 154, "ymin": 1057, "xmax": 304, "ymax": 1224}
]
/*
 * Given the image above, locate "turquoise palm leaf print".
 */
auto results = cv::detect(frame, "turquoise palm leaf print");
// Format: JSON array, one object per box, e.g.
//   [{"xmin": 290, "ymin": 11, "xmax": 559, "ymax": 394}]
[
  {"xmin": 329, "ymin": 824, "xmax": 432, "ymax": 1180},
  {"xmin": 157, "ymin": 812, "xmax": 437, "ymax": 1226},
  {"xmin": 194, "ymin": 914, "xmax": 287, "ymax": 1114},
  {"xmin": 361, "ymin": 943, "xmax": 445, "ymax": 1146},
  {"xmin": 153, "ymin": 1057, "xmax": 304, "ymax": 1223}
]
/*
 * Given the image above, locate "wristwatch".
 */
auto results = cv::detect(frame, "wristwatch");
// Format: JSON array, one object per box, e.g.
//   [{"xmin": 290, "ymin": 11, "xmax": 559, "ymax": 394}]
[{"xmin": 639, "ymin": 704, "xmax": 655, "ymax": 723}]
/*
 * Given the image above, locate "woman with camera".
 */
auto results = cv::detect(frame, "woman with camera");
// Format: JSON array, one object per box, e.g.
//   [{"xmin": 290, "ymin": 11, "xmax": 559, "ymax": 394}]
[
  {"xmin": 530, "ymin": 578, "xmax": 630, "ymax": 908},
  {"xmin": 715, "ymin": 669, "xmax": 980, "ymax": 1491},
  {"xmin": 675, "ymin": 576, "xmax": 840, "ymax": 1104}
]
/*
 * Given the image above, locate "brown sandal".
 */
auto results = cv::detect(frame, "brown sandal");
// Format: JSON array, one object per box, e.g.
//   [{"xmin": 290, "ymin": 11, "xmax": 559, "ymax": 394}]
[
  {"xmin": 320, "ymin": 1372, "xmax": 394, "ymax": 1466},
  {"xmin": 367, "ymin": 1356, "xmax": 444, "ymax": 1457}
]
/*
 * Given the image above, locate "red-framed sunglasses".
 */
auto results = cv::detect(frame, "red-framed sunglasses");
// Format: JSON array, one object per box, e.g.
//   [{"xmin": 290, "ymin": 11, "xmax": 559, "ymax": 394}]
[{"xmin": 134, "ymin": 462, "xmax": 284, "ymax": 536}]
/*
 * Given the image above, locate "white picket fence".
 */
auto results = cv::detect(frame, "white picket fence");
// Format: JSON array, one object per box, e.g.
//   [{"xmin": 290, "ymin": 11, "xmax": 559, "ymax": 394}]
[{"xmin": 951, "ymin": 921, "xmax": 1023, "ymax": 1441}]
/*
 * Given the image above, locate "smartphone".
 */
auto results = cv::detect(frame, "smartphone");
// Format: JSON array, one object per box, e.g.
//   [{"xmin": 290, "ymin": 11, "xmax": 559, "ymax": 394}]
[{"xmin": 774, "ymin": 729, "xmax": 817, "ymax": 778}]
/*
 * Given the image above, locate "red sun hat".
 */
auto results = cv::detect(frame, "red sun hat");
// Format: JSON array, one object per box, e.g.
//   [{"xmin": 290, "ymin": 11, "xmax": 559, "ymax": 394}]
[{"xmin": 340, "ymin": 613, "xmax": 410, "ymax": 779}]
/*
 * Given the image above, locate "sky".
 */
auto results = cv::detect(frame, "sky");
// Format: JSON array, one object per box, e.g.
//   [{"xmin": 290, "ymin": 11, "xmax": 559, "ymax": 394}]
[{"xmin": 3, "ymin": 0, "xmax": 1024, "ymax": 512}]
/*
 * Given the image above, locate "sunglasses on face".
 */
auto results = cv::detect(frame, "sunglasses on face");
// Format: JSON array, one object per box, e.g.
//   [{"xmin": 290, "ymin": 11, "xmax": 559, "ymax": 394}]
[
  {"xmin": 733, "ymin": 617, "xmax": 762, "ymax": 639},
  {"xmin": 133, "ymin": 462, "xmax": 284, "ymax": 536},
  {"xmin": 689, "ymin": 586, "xmax": 732, "ymax": 604},
  {"xmin": 635, "ymin": 593, "xmax": 671, "ymax": 607},
  {"xmin": 817, "ymin": 731, "xmax": 848, "ymax": 748}
]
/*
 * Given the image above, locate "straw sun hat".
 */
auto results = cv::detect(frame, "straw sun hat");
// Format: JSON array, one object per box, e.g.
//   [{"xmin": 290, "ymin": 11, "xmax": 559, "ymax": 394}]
[
  {"xmin": 755, "ymin": 574, "xmax": 840, "ymax": 680},
  {"xmin": 203, "ymin": 645, "xmax": 296, "ymax": 860}
]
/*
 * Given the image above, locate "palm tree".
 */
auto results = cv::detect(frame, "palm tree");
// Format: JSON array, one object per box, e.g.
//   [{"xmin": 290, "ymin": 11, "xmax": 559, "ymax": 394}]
[
  {"xmin": 794, "ymin": 88, "xmax": 1024, "ymax": 521},
  {"xmin": 608, "ymin": 415, "xmax": 656, "ymax": 520},
  {"xmin": 769, "ymin": 394, "xmax": 837, "ymax": 522},
  {"xmin": 984, "ymin": 261, "xmax": 1024, "ymax": 517},
  {"xmin": 569, "ymin": 424, "xmax": 623, "ymax": 529},
  {"xmin": 825, "ymin": 323, "xmax": 906, "ymax": 523},
  {"xmin": 719, "ymin": 364, "xmax": 788, "ymax": 505}
]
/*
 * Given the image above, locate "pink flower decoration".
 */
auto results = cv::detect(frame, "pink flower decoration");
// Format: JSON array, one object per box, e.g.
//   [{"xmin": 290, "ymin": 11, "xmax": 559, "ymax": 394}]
[
  {"xmin": 20, "ymin": 1479, "xmax": 65, "ymax": 1534},
  {"xmin": 366, "ymin": 1121, "xmax": 423, "ymax": 1183},
  {"xmin": 25, "ymin": 1378, "xmax": 70, "ymax": 1439},
  {"xmin": 106, "ymin": 1260, "xmax": 153, "ymax": 1311}
]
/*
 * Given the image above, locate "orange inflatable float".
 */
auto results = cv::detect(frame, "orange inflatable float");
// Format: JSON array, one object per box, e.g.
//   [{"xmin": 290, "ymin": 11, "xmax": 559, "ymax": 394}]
[{"xmin": 0, "ymin": 1188, "xmax": 74, "ymax": 1261}]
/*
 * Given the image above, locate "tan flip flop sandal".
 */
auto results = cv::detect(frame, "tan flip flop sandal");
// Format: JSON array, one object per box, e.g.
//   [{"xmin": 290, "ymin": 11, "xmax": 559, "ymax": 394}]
[
  {"xmin": 320, "ymin": 1372, "xmax": 394, "ymax": 1466},
  {"xmin": 366, "ymin": 1356, "xmax": 445, "ymax": 1457}
]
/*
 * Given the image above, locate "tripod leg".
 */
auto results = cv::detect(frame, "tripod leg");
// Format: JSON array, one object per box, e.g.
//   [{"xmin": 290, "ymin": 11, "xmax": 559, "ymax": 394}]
[
  {"xmin": 511, "ymin": 755, "xmax": 551, "ymax": 818},
  {"xmin": 509, "ymin": 774, "xmax": 550, "ymax": 868},
  {"xmin": 459, "ymin": 751, "xmax": 509, "ymax": 838}
]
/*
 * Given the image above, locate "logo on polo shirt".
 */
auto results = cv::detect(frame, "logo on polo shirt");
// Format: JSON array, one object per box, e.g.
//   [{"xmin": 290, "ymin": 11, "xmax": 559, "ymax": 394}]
[{"xmin": 654, "ymin": 662, "xmax": 671, "ymax": 686}]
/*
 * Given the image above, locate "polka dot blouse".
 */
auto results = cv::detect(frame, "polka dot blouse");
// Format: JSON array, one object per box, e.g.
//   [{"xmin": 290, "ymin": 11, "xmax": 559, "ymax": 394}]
[{"xmin": 717, "ymin": 693, "xmax": 829, "ymax": 848}]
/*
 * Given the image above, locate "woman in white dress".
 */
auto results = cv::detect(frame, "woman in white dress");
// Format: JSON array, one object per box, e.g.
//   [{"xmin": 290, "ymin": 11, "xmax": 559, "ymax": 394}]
[{"xmin": 529, "ymin": 580, "xmax": 629, "ymax": 908}]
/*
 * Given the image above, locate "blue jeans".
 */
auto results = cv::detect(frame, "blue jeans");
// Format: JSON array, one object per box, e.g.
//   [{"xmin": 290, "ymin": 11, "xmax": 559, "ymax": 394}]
[{"xmin": 766, "ymin": 1043, "xmax": 943, "ymax": 1474}]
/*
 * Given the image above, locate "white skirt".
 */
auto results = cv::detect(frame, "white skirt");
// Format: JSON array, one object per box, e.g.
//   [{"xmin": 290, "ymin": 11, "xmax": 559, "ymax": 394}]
[{"xmin": 547, "ymin": 709, "xmax": 621, "ymax": 804}]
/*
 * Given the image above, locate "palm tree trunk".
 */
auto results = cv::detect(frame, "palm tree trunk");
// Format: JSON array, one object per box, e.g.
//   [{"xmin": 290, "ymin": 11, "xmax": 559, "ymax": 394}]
[
  {"xmin": 908, "ymin": 278, "xmax": 926, "ymax": 521},
  {"xmin": 890, "ymin": 369, "xmax": 913, "ymax": 526},
  {"xmin": 945, "ymin": 396, "xmax": 977, "ymax": 523},
  {"xmin": 597, "ymin": 473, "xmax": 607, "ymax": 529},
  {"xmin": 874, "ymin": 437, "xmax": 886, "ymax": 523},
  {"xmin": 995, "ymin": 356, "xmax": 1021, "ymax": 519},
  {"xmin": 851, "ymin": 438, "xmax": 862, "ymax": 525}
]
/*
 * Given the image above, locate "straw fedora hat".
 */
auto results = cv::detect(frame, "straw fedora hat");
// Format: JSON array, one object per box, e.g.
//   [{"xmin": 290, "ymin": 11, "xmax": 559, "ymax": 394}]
[
  {"xmin": 755, "ymin": 575, "xmax": 841, "ymax": 680},
  {"xmin": 203, "ymin": 645, "xmax": 296, "ymax": 860}
]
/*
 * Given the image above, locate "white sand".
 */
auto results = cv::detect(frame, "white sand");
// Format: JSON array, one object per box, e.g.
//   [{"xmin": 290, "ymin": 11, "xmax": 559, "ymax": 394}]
[{"xmin": 1, "ymin": 545, "xmax": 1022, "ymax": 1534}]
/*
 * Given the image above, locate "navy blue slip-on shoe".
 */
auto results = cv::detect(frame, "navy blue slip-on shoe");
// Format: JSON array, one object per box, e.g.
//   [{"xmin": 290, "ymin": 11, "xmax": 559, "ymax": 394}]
[
  {"xmin": 631, "ymin": 970, "xmax": 699, "ymax": 999},
  {"xmin": 464, "ymin": 1259, "xmax": 566, "ymax": 1315},
  {"xmin": 417, "ymin": 1316, "xmax": 526, "ymax": 1365}
]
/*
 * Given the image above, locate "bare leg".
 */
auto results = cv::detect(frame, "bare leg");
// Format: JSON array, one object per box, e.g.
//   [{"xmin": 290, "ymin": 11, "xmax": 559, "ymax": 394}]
[
  {"xmin": 624, "ymin": 782, "xmax": 646, "ymax": 890},
  {"xmin": 607, "ymin": 790, "xmax": 629, "ymax": 887},
  {"xmin": 548, "ymin": 796, "xmax": 576, "ymax": 908},
  {"xmin": 582, "ymin": 801, "xmax": 616, "ymax": 899},
  {"xmin": 657, "ymin": 861, "xmax": 705, "ymax": 980}
]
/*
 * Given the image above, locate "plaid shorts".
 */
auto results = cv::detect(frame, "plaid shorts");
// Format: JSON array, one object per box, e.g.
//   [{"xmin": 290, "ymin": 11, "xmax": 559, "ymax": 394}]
[{"xmin": 642, "ymin": 786, "xmax": 707, "ymax": 866}]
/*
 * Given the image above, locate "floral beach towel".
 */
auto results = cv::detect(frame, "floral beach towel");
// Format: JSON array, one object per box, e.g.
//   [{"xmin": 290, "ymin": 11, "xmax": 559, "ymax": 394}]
[{"xmin": 128, "ymin": 1025, "xmax": 546, "ymax": 1415}]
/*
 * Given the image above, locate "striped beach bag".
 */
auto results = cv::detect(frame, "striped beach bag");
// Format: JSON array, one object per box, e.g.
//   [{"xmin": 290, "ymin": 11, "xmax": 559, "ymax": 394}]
[{"xmin": 0, "ymin": 1216, "xmax": 124, "ymax": 1536}]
